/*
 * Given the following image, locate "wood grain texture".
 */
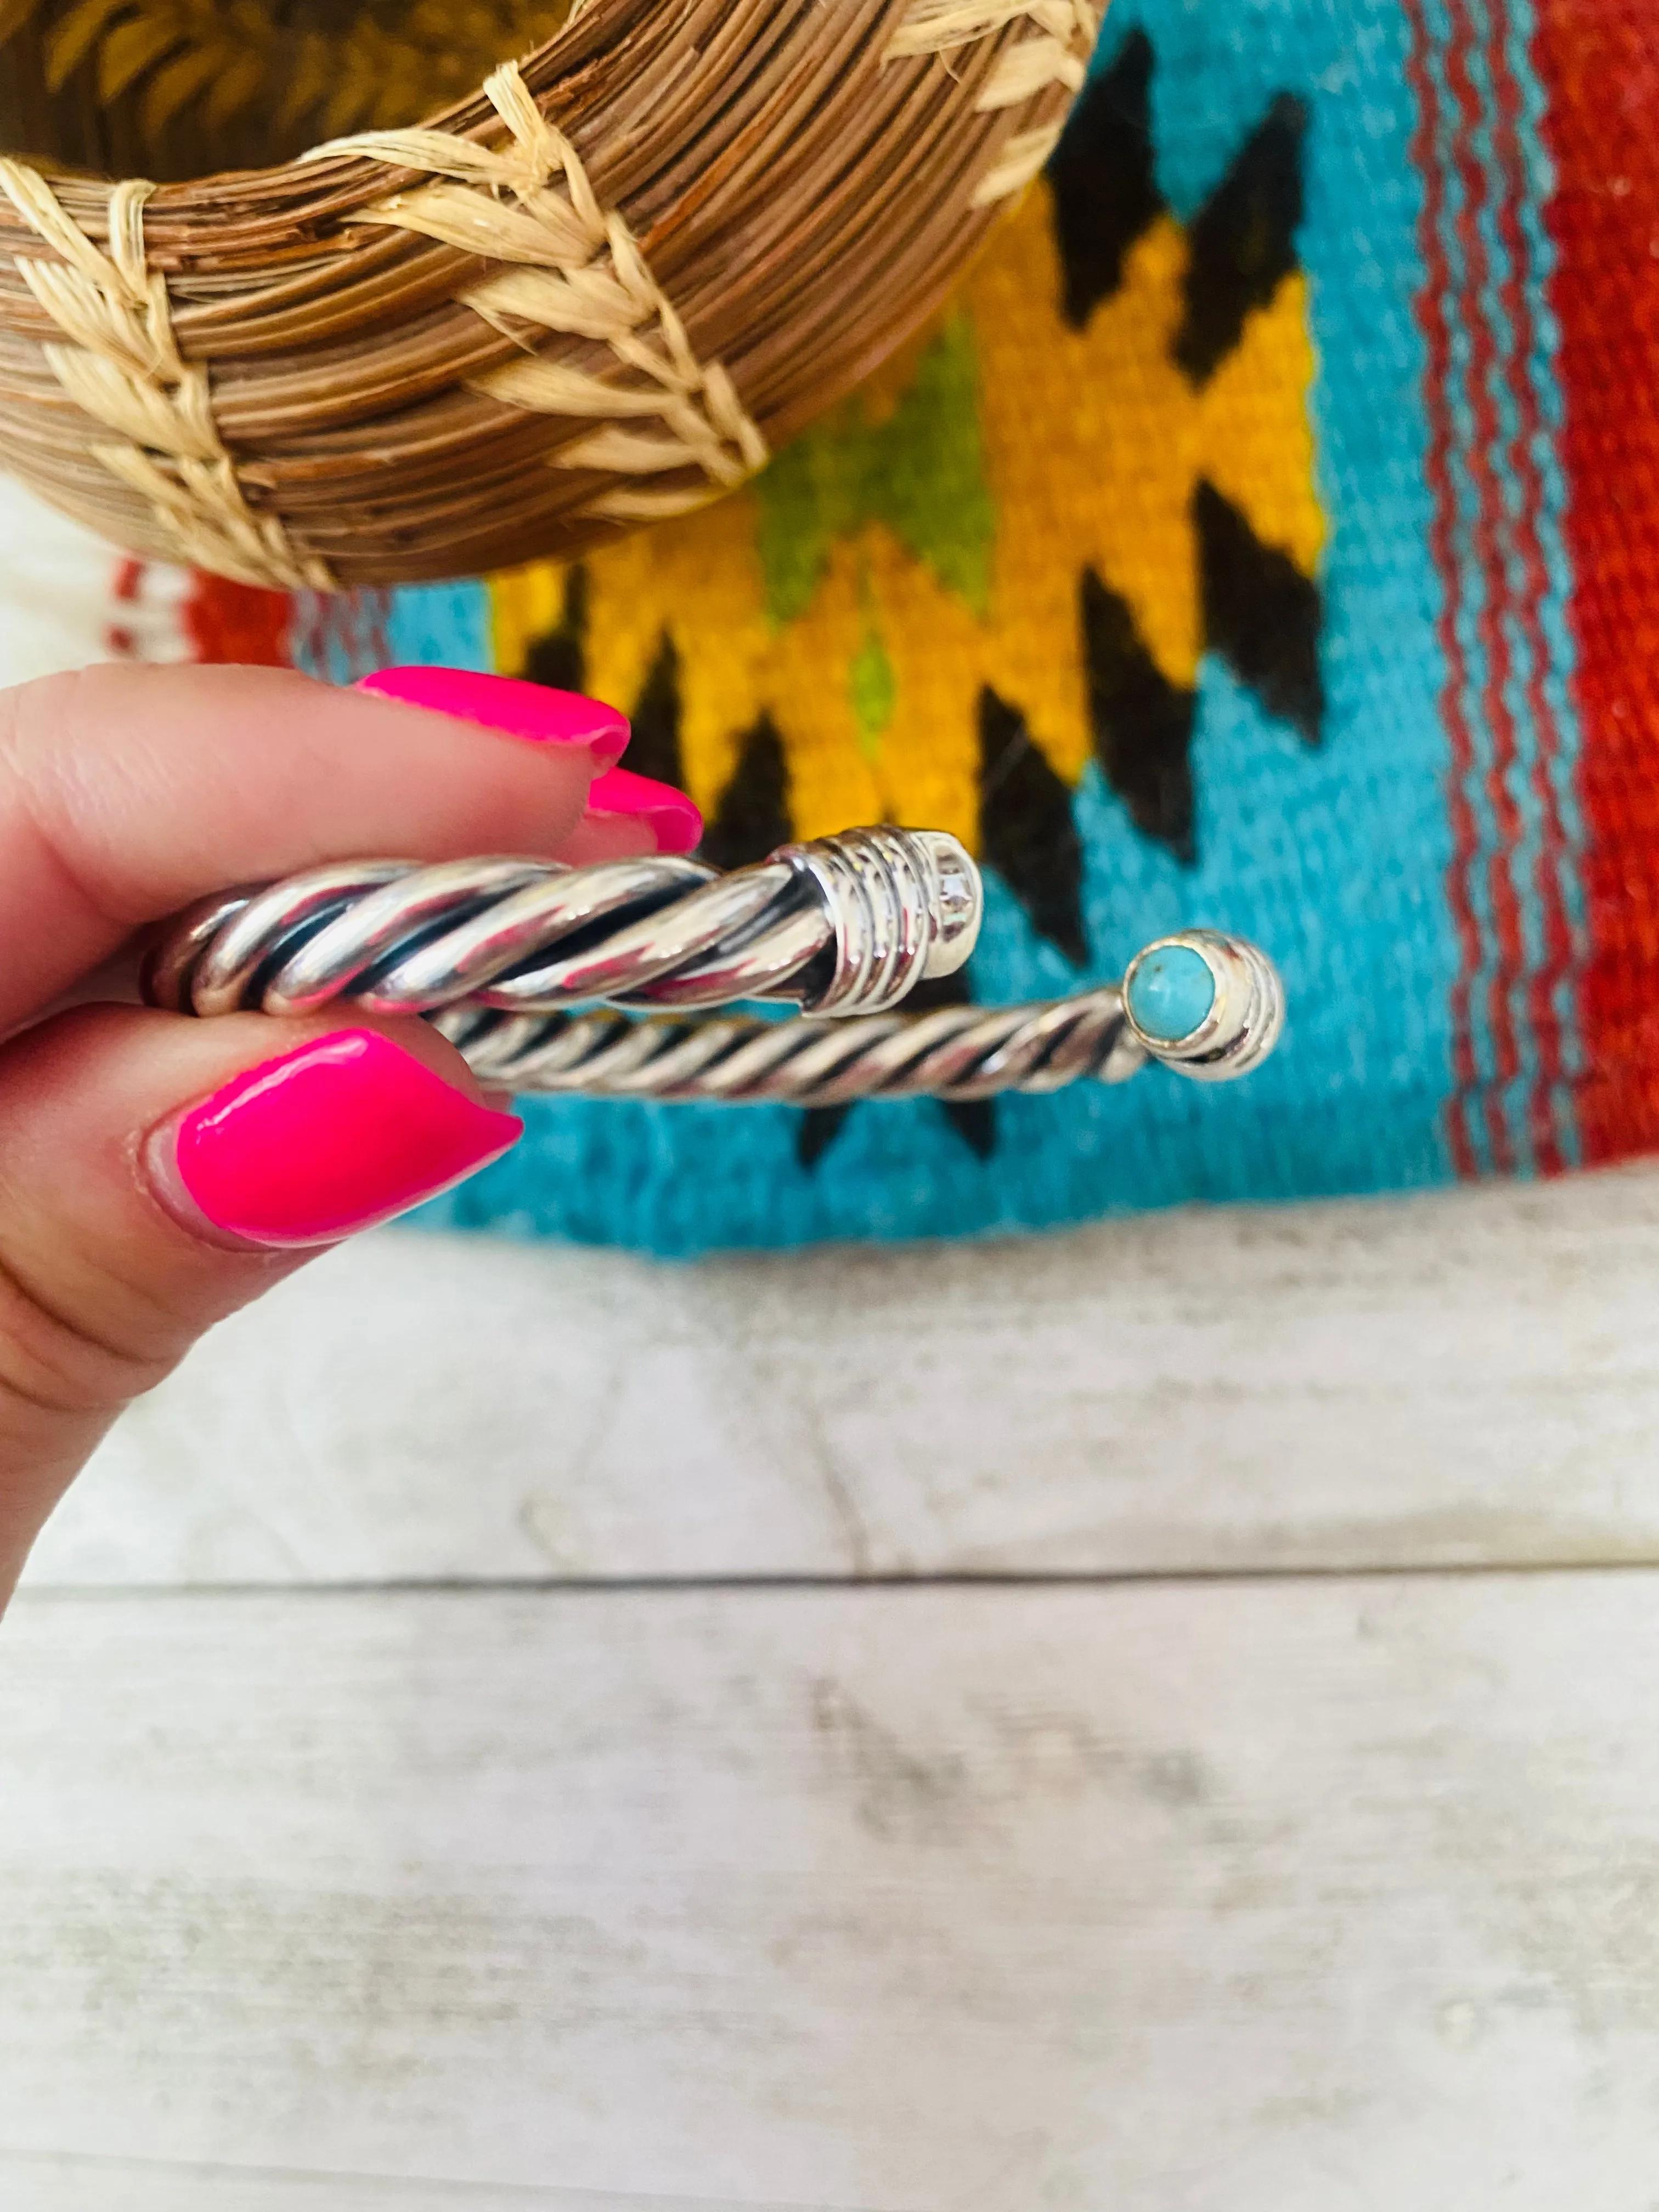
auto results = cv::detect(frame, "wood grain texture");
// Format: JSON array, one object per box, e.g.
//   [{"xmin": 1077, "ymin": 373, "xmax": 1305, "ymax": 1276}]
[
  {"xmin": 5, "ymin": 1577, "xmax": 1659, "ymax": 2209},
  {"xmin": 0, "ymin": 2154, "xmax": 788, "ymax": 2212},
  {"xmin": 35, "ymin": 1161, "xmax": 1659, "ymax": 1588}
]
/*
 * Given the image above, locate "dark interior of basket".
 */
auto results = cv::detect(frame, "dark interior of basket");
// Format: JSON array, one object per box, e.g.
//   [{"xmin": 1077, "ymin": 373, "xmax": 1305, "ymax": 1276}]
[{"xmin": 0, "ymin": 0, "xmax": 574, "ymax": 181}]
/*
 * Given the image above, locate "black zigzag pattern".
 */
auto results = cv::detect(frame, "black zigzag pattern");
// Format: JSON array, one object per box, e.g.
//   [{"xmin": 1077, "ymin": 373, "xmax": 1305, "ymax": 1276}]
[
  {"xmin": 1175, "ymin": 94, "xmax": 1308, "ymax": 385},
  {"xmin": 1080, "ymin": 572, "xmax": 1199, "ymax": 862},
  {"xmin": 522, "ymin": 563, "xmax": 588, "ymax": 693},
  {"xmin": 627, "ymin": 630, "xmax": 689, "ymax": 795},
  {"xmin": 1034, "ymin": 46, "xmax": 1321, "ymax": 869},
  {"xmin": 700, "ymin": 714, "xmax": 792, "ymax": 871},
  {"xmin": 978, "ymin": 686, "xmax": 1090, "ymax": 963},
  {"xmin": 1195, "ymin": 479, "xmax": 1323, "ymax": 744},
  {"xmin": 1048, "ymin": 29, "xmax": 1164, "ymax": 331}
]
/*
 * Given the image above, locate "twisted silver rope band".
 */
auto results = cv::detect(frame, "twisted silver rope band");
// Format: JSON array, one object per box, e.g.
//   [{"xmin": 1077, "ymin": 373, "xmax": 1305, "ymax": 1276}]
[
  {"xmin": 437, "ymin": 986, "xmax": 1143, "ymax": 1103},
  {"xmin": 143, "ymin": 827, "xmax": 1285, "ymax": 1103},
  {"xmin": 143, "ymin": 827, "xmax": 980, "ymax": 1023},
  {"xmin": 431, "ymin": 927, "xmax": 1282, "ymax": 1102}
]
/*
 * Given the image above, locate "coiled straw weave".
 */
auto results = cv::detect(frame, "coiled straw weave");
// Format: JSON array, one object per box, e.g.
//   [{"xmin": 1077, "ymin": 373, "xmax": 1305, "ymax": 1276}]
[{"xmin": 0, "ymin": 0, "xmax": 1098, "ymax": 589}]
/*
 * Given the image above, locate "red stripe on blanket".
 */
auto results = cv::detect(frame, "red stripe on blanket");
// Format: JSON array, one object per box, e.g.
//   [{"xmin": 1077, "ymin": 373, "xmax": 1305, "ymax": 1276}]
[
  {"xmin": 1486, "ymin": 4, "xmax": 1572, "ymax": 1175},
  {"xmin": 1443, "ymin": 0, "xmax": 1527, "ymax": 1175},
  {"xmin": 1535, "ymin": 5, "xmax": 1659, "ymax": 1164},
  {"xmin": 183, "ymin": 574, "xmax": 292, "ymax": 667},
  {"xmin": 1403, "ymin": 0, "xmax": 1485, "ymax": 1180}
]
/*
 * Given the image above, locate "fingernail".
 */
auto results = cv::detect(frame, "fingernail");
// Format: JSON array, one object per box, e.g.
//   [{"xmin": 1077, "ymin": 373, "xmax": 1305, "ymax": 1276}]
[
  {"xmin": 588, "ymin": 765, "xmax": 704, "ymax": 855},
  {"xmin": 159, "ymin": 1030, "xmax": 521, "ymax": 1249},
  {"xmin": 357, "ymin": 667, "xmax": 631, "ymax": 768}
]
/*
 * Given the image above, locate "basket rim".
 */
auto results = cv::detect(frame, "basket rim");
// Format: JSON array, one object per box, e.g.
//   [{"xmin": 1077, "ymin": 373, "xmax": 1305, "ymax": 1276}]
[{"xmin": 0, "ymin": 0, "xmax": 1099, "ymax": 588}]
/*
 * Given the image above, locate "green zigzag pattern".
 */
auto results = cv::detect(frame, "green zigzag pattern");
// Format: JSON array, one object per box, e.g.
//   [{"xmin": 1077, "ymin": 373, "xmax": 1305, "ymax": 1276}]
[{"xmin": 753, "ymin": 315, "xmax": 996, "ymax": 633}]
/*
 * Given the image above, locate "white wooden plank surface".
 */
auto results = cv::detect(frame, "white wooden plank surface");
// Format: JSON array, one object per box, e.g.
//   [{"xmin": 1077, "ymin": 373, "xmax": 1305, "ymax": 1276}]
[
  {"xmin": 0, "ymin": 2154, "xmax": 800, "ymax": 2212},
  {"xmin": 6, "ymin": 1577, "xmax": 1659, "ymax": 2208},
  {"xmin": 32, "ymin": 1160, "xmax": 1659, "ymax": 1588}
]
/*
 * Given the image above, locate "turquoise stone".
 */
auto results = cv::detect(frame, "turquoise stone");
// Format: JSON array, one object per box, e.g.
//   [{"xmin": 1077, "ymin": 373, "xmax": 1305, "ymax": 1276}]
[{"xmin": 1127, "ymin": 943, "xmax": 1215, "ymax": 1042}]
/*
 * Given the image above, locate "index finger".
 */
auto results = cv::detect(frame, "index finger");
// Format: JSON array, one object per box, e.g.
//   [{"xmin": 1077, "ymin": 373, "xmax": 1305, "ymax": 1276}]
[{"xmin": 0, "ymin": 662, "xmax": 628, "ymax": 1034}]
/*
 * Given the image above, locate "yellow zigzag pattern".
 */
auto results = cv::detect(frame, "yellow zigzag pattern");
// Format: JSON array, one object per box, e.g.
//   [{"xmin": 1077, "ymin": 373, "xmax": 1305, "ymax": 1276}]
[{"xmin": 491, "ymin": 181, "xmax": 1325, "ymax": 853}]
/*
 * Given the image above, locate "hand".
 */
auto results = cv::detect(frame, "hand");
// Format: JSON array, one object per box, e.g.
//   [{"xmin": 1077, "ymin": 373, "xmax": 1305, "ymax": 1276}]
[{"xmin": 0, "ymin": 661, "xmax": 701, "ymax": 1605}]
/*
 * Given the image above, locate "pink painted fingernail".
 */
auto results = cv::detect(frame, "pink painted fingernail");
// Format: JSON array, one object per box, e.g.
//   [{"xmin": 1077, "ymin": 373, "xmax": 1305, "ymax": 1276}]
[
  {"xmin": 357, "ymin": 667, "xmax": 631, "ymax": 767},
  {"xmin": 588, "ymin": 764, "xmax": 704, "ymax": 855},
  {"xmin": 159, "ymin": 1030, "xmax": 521, "ymax": 1249}
]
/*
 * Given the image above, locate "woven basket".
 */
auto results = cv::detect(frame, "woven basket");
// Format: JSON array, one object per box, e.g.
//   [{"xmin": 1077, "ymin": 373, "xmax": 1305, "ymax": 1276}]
[{"xmin": 0, "ymin": 0, "xmax": 1098, "ymax": 590}]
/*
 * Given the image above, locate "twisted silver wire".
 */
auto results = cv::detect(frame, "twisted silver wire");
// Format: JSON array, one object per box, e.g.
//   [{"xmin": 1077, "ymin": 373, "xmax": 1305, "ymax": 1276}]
[
  {"xmin": 142, "ymin": 825, "xmax": 1286, "ymax": 1103},
  {"xmin": 431, "ymin": 988, "xmax": 1148, "ymax": 1104},
  {"xmin": 142, "ymin": 827, "xmax": 981, "ymax": 1023}
]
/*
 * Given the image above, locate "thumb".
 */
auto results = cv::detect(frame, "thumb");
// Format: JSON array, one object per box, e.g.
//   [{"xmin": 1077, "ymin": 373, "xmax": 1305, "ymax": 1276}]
[{"xmin": 0, "ymin": 1005, "xmax": 518, "ymax": 1595}]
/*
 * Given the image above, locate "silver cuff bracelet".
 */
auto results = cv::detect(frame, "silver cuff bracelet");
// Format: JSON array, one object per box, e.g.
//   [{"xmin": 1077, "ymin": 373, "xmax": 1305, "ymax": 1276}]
[{"xmin": 143, "ymin": 827, "xmax": 1285, "ymax": 1105}]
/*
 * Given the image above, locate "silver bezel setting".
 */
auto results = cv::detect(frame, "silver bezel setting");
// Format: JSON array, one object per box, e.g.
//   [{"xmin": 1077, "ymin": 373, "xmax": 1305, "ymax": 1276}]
[{"xmin": 1120, "ymin": 929, "xmax": 1286, "ymax": 1082}]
